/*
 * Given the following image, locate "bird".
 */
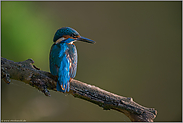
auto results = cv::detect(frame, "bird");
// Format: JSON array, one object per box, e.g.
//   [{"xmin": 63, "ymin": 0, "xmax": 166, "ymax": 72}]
[{"xmin": 49, "ymin": 27, "xmax": 95, "ymax": 93}]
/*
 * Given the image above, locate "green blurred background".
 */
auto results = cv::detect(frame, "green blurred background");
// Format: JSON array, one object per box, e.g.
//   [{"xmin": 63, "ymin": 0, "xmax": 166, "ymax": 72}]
[{"xmin": 1, "ymin": 1, "xmax": 182, "ymax": 122}]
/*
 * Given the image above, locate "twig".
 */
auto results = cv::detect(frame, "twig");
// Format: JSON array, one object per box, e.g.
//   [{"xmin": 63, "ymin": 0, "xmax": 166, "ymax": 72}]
[{"xmin": 1, "ymin": 57, "xmax": 157, "ymax": 122}]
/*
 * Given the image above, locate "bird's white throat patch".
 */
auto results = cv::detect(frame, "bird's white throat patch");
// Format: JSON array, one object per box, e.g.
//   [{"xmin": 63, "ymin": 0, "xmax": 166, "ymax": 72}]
[
  {"xmin": 69, "ymin": 42, "xmax": 73, "ymax": 44},
  {"xmin": 69, "ymin": 40, "xmax": 77, "ymax": 44}
]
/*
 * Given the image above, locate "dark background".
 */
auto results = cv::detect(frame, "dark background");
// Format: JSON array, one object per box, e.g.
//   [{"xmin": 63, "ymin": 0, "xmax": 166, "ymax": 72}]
[{"xmin": 1, "ymin": 1, "xmax": 182, "ymax": 122}]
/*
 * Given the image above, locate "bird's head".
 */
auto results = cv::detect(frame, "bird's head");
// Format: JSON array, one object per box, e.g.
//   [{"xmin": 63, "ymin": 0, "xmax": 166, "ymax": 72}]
[{"xmin": 53, "ymin": 27, "xmax": 95, "ymax": 44}]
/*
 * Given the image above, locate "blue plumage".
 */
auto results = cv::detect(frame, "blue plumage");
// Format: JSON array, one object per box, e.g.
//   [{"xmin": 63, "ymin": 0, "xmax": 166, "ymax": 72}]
[
  {"xmin": 50, "ymin": 27, "xmax": 95, "ymax": 93},
  {"xmin": 53, "ymin": 27, "xmax": 80, "ymax": 42}
]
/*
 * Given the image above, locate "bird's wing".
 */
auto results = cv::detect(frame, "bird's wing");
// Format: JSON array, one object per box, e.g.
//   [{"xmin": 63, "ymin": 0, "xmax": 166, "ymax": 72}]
[
  {"xmin": 49, "ymin": 44, "xmax": 59, "ymax": 76},
  {"xmin": 49, "ymin": 43, "xmax": 70, "ymax": 92},
  {"xmin": 67, "ymin": 44, "xmax": 77, "ymax": 79}
]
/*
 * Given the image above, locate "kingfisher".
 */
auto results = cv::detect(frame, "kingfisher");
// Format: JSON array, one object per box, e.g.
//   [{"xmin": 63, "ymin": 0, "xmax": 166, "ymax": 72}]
[{"xmin": 49, "ymin": 27, "xmax": 95, "ymax": 93}]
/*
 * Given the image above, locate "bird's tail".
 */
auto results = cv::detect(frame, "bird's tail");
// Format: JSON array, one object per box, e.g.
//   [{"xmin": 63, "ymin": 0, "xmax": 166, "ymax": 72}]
[{"xmin": 56, "ymin": 81, "xmax": 70, "ymax": 93}]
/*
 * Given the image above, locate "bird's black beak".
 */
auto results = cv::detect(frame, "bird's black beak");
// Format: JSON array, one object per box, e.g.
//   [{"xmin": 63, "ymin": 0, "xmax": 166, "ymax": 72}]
[{"xmin": 77, "ymin": 36, "xmax": 96, "ymax": 44}]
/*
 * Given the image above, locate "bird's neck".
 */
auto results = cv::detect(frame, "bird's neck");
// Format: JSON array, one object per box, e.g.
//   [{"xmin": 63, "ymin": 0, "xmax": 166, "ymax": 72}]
[
  {"xmin": 55, "ymin": 37, "xmax": 76, "ymax": 44},
  {"xmin": 55, "ymin": 37, "xmax": 65, "ymax": 44}
]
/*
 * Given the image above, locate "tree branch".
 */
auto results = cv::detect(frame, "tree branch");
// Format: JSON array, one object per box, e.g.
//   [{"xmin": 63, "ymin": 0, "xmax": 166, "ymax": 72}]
[{"xmin": 1, "ymin": 57, "xmax": 157, "ymax": 122}]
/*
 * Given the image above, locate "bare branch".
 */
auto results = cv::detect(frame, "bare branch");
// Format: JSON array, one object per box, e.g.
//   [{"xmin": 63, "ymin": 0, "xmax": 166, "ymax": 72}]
[{"xmin": 1, "ymin": 57, "xmax": 157, "ymax": 122}]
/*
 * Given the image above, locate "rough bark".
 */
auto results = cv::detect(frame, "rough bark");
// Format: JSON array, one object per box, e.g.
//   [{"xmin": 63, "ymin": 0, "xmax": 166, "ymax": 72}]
[{"xmin": 1, "ymin": 57, "xmax": 157, "ymax": 122}]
